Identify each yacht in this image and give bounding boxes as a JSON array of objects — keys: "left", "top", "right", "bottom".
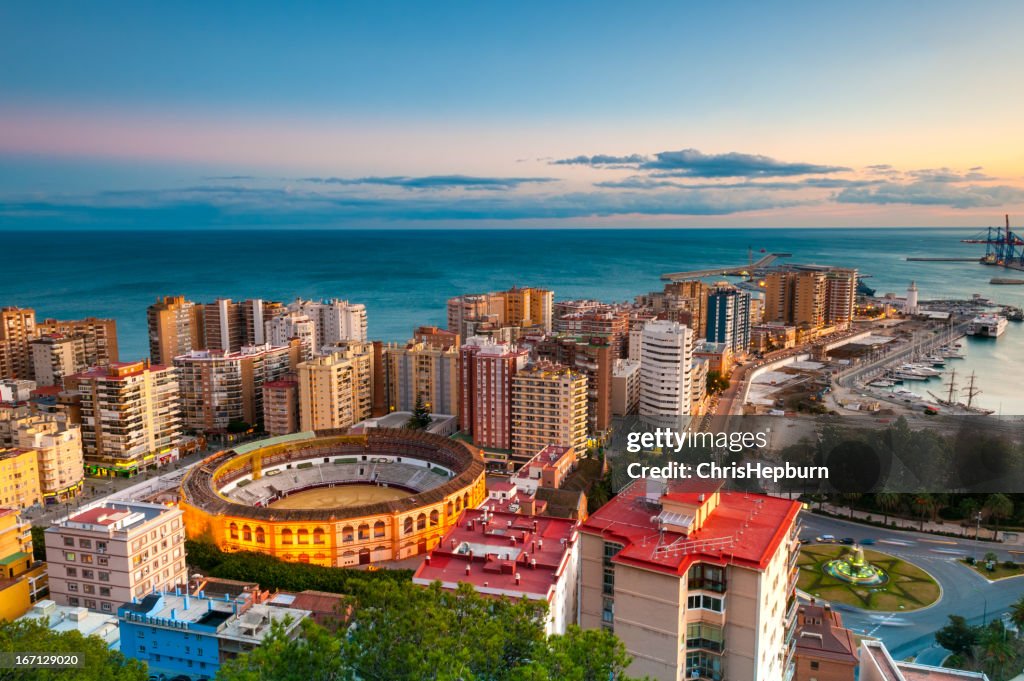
[{"left": 966, "top": 314, "right": 1008, "bottom": 338}]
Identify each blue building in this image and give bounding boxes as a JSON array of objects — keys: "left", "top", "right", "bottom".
[
  {"left": 706, "top": 285, "right": 751, "bottom": 356},
  {"left": 118, "top": 589, "right": 309, "bottom": 679}
]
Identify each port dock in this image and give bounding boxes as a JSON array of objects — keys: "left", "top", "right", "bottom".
[
  {"left": 905, "top": 257, "right": 979, "bottom": 262},
  {"left": 991, "top": 278, "right": 1024, "bottom": 285},
  {"left": 661, "top": 252, "right": 790, "bottom": 281}
]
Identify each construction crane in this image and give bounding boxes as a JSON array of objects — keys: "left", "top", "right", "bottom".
[{"left": 961, "top": 214, "right": 1024, "bottom": 268}]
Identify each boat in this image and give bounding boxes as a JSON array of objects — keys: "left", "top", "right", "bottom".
[
  {"left": 868, "top": 379, "right": 895, "bottom": 388},
  {"left": 927, "top": 369, "right": 994, "bottom": 415},
  {"left": 966, "top": 314, "right": 1008, "bottom": 338},
  {"left": 922, "top": 355, "right": 947, "bottom": 366},
  {"left": 893, "top": 371, "right": 928, "bottom": 381}
]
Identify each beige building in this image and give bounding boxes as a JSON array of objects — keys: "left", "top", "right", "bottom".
[
  {"left": 30, "top": 335, "right": 88, "bottom": 387},
  {"left": 580, "top": 479, "right": 801, "bottom": 681},
  {"left": 65, "top": 361, "right": 183, "bottom": 477},
  {"left": 611, "top": 358, "right": 640, "bottom": 416},
  {"left": 262, "top": 379, "right": 299, "bottom": 436},
  {"left": 447, "top": 286, "right": 553, "bottom": 340},
  {"left": 147, "top": 296, "right": 204, "bottom": 366},
  {"left": 202, "top": 298, "right": 281, "bottom": 353},
  {"left": 824, "top": 268, "right": 858, "bottom": 330},
  {"left": 0, "top": 447, "right": 42, "bottom": 509},
  {"left": 12, "top": 411, "right": 84, "bottom": 503},
  {"left": 384, "top": 335, "right": 459, "bottom": 417},
  {"left": 37, "top": 317, "right": 119, "bottom": 367},
  {"left": 0, "top": 307, "right": 36, "bottom": 380},
  {"left": 297, "top": 344, "right": 374, "bottom": 431},
  {"left": 511, "top": 362, "right": 587, "bottom": 463},
  {"left": 174, "top": 342, "right": 299, "bottom": 433},
  {"left": 45, "top": 501, "right": 187, "bottom": 614},
  {"left": 860, "top": 640, "right": 987, "bottom": 681}
]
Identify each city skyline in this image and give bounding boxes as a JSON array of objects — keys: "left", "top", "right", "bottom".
[{"left": 2, "top": 2, "right": 1024, "bottom": 229}]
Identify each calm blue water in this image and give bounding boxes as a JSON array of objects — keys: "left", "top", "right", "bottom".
[{"left": 2, "top": 228, "right": 1022, "bottom": 412}]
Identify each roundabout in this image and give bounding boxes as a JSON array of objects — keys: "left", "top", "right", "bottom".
[{"left": 798, "top": 544, "right": 940, "bottom": 611}]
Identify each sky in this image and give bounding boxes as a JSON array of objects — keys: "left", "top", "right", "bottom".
[{"left": 1, "top": 1, "right": 1023, "bottom": 229}]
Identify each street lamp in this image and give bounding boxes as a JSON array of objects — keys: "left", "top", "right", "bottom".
[{"left": 976, "top": 511, "right": 983, "bottom": 540}]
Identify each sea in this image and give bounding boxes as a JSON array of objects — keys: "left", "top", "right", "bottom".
[{"left": 2, "top": 227, "right": 1022, "bottom": 414}]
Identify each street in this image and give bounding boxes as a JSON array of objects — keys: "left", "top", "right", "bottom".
[{"left": 799, "top": 511, "right": 1024, "bottom": 661}]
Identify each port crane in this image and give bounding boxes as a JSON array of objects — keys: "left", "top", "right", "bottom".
[{"left": 961, "top": 214, "right": 1024, "bottom": 268}]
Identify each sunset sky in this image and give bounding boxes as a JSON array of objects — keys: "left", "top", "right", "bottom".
[{"left": 2, "top": 1, "right": 1023, "bottom": 228}]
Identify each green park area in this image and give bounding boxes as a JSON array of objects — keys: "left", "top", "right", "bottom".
[{"left": 798, "top": 545, "right": 940, "bottom": 611}]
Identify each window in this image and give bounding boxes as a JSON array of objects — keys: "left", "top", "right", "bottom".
[
  {"left": 96, "top": 541, "right": 107, "bottom": 552},
  {"left": 229, "top": 523, "right": 239, "bottom": 540},
  {"left": 137, "top": 630, "right": 145, "bottom": 639},
  {"left": 686, "top": 594, "right": 724, "bottom": 613},
  {"left": 416, "top": 514, "right": 426, "bottom": 531},
  {"left": 79, "top": 539, "right": 92, "bottom": 549},
  {"left": 256, "top": 527, "right": 266, "bottom": 544},
  {"left": 101, "top": 602, "right": 111, "bottom": 612},
  {"left": 243, "top": 525, "right": 252, "bottom": 542},
  {"left": 82, "top": 570, "right": 94, "bottom": 580},
  {"left": 403, "top": 517, "right": 414, "bottom": 535},
  {"left": 99, "top": 572, "right": 109, "bottom": 582},
  {"left": 686, "top": 651, "right": 722, "bottom": 680},
  {"left": 603, "top": 542, "right": 622, "bottom": 595},
  {"left": 64, "top": 552, "right": 75, "bottom": 561},
  {"left": 67, "top": 582, "right": 78, "bottom": 592},
  {"left": 281, "top": 529, "right": 293, "bottom": 545},
  {"left": 373, "top": 521, "right": 385, "bottom": 538},
  {"left": 68, "top": 597, "right": 79, "bottom": 607},
  {"left": 81, "top": 554, "right": 92, "bottom": 564},
  {"left": 98, "top": 556, "right": 108, "bottom": 566},
  {"left": 297, "top": 529, "right": 309, "bottom": 545},
  {"left": 84, "top": 599, "right": 96, "bottom": 609},
  {"left": 83, "top": 584, "right": 95, "bottom": 594},
  {"left": 63, "top": 537, "right": 74, "bottom": 547},
  {"left": 100, "top": 587, "right": 111, "bottom": 597},
  {"left": 602, "top": 597, "right": 614, "bottom": 623},
  {"left": 810, "top": 661, "right": 819, "bottom": 670},
  {"left": 66, "top": 567, "right": 77, "bottom": 577},
  {"left": 688, "top": 563, "right": 726, "bottom": 593},
  {"left": 313, "top": 528, "right": 325, "bottom": 545},
  {"left": 686, "top": 623, "right": 724, "bottom": 653}
]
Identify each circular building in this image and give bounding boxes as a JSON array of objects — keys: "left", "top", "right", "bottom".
[{"left": 179, "top": 428, "right": 487, "bottom": 567}]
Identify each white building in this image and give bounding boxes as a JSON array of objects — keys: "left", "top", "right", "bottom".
[
  {"left": 905, "top": 281, "right": 919, "bottom": 315},
  {"left": 286, "top": 299, "right": 367, "bottom": 347},
  {"left": 0, "top": 379, "right": 35, "bottom": 403},
  {"left": 638, "top": 320, "right": 693, "bottom": 419},
  {"left": 265, "top": 311, "right": 318, "bottom": 359}
]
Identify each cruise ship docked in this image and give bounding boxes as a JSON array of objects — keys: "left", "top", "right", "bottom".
[{"left": 967, "top": 314, "right": 1008, "bottom": 337}]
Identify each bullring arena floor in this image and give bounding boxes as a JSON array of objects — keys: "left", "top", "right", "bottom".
[{"left": 266, "top": 483, "right": 409, "bottom": 510}]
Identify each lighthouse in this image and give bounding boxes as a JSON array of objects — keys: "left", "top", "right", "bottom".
[{"left": 905, "top": 281, "right": 919, "bottom": 315}]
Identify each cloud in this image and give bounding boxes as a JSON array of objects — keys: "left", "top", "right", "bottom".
[
  {"left": 299, "top": 175, "right": 556, "bottom": 190},
  {"left": 642, "top": 149, "right": 849, "bottom": 177},
  {"left": 550, "top": 154, "right": 649, "bottom": 166},
  {"left": 595, "top": 176, "right": 873, "bottom": 191},
  {"left": 201, "top": 175, "right": 257, "bottom": 181},
  {"left": 0, "top": 183, "right": 807, "bottom": 228},
  {"left": 907, "top": 168, "right": 994, "bottom": 183},
  {"left": 835, "top": 181, "right": 1024, "bottom": 209}
]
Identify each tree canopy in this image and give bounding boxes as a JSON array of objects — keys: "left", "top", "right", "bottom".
[{"left": 0, "top": 618, "right": 146, "bottom": 681}]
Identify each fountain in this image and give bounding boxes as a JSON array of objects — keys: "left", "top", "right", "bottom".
[{"left": 823, "top": 545, "right": 888, "bottom": 585}]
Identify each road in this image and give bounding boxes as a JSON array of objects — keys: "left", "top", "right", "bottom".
[{"left": 799, "top": 512, "right": 1024, "bottom": 661}]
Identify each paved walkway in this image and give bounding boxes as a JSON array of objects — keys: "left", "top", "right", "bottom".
[{"left": 815, "top": 503, "right": 1021, "bottom": 545}]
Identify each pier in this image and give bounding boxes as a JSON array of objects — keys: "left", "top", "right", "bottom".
[
  {"left": 661, "top": 252, "right": 790, "bottom": 281},
  {"left": 905, "top": 257, "right": 979, "bottom": 262}
]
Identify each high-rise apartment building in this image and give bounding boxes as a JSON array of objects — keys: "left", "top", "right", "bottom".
[
  {"left": 447, "top": 287, "right": 553, "bottom": 340},
  {"left": 580, "top": 479, "right": 802, "bottom": 681},
  {"left": 65, "top": 361, "right": 183, "bottom": 476},
  {"left": 764, "top": 268, "right": 839, "bottom": 330},
  {"left": 46, "top": 501, "right": 186, "bottom": 614},
  {"left": 554, "top": 307, "right": 630, "bottom": 358},
  {"left": 706, "top": 284, "right": 751, "bottom": 356},
  {"left": 0, "top": 307, "right": 36, "bottom": 380},
  {"left": 265, "top": 310, "right": 318, "bottom": 360},
  {"left": 30, "top": 334, "right": 88, "bottom": 387},
  {"left": 203, "top": 298, "right": 280, "bottom": 353},
  {"left": 638, "top": 281, "right": 709, "bottom": 338},
  {"left": 525, "top": 334, "right": 614, "bottom": 435},
  {"left": 12, "top": 412, "right": 84, "bottom": 503},
  {"left": 262, "top": 379, "right": 299, "bottom": 436},
  {"left": 37, "top": 317, "right": 119, "bottom": 367},
  {"left": 280, "top": 299, "right": 367, "bottom": 348},
  {"left": 458, "top": 337, "right": 528, "bottom": 449},
  {"left": 174, "top": 343, "right": 298, "bottom": 432},
  {"left": 297, "top": 344, "right": 374, "bottom": 431},
  {"left": 0, "top": 447, "right": 42, "bottom": 509},
  {"left": 610, "top": 358, "right": 641, "bottom": 416},
  {"left": 639, "top": 320, "right": 693, "bottom": 419},
  {"left": 511, "top": 362, "right": 588, "bottom": 463},
  {"left": 824, "top": 268, "right": 858, "bottom": 330},
  {"left": 147, "top": 296, "right": 204, "bottom": 366},
  {"left": 384, "top": 334, "right": 459, "bottom": 416}
]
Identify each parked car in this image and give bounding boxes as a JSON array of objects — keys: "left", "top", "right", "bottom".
[
  {"left": 840, "top": 537, "right": 856, "bottom": 545},
  {"left": 816, "top": 535, "right": 838, "bottom": 543},
  {"left": 860, "top": 538, "right": 877, "bottom": 545}
]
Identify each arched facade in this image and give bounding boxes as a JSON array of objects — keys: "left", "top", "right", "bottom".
[{"left": 179, "top": 429, "right": 487, "bottom": 567}]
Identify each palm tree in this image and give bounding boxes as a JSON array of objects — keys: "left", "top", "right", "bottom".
[
  {"left": 913, "top": 493, "right": 934, "bottom": 531},
  {"left": 1008, "top": 594, "right": 1024, "bottom": 633},
  {"left": 984, "top": 494, "right": 1014, "bottom": 541},
  {"left": 979, "top": 623, "right": 1014, "bottom": 679},
  {"left": 876, "top": 492, "right": 901, "bottom": 526}
]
